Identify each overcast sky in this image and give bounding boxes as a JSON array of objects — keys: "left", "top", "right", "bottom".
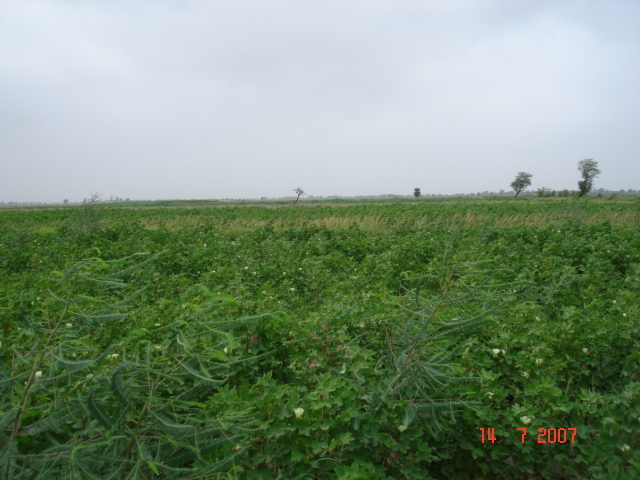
[{"left": 1, "top": 1, "right": 639, "bottom": 203}]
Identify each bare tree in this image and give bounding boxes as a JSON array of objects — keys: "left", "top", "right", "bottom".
[{"left": 293, "top": 188, "right": 305, "bottom": 206}]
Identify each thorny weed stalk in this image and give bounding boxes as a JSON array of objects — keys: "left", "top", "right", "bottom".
[
  {"left": 66, "top": 192, "right": 103, "bottom": 240},
  {"left": 371, "top": 232, "right": 532, "bottom": 435},
  {"left": 0, "top": 251, "right": 274, "bottom": 479}
]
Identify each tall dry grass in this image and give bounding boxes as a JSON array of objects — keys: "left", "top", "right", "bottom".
[{"left": 6, "top": 199, "right": 638, "bottom": 234}]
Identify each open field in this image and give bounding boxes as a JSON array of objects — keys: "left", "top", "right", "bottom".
[
  {"left": 3, "top": 195, "right": 639, "bottom": 233},
  {"left": 1, "top": 197, "right": 639, "bottom": 479}
]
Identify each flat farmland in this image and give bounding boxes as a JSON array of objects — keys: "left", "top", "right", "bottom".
[{"left": 1, "top": 197, "right": 638, "bottom": 479}]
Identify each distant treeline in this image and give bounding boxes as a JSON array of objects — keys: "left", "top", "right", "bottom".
[{"left": 2, "top": 188, "right": 638, "bottom": 206}]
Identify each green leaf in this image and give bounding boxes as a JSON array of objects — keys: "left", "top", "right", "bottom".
[
  {"left": 151, "top": 411, "right": 194, "bottom": 434},
  {"left": 0, "top": 407, "right": 19, "bottom": 430},
  {"left": 176, "top": 359, "right": 225, "bottom": 385},
  {"left": 176, "top": 332, "right": 190, "bottom": 352},
  {"left": 54, "top": 350, "right": 95, "bottom": 372},
  {"left": 87, "top": 389, "right": 113, "bottom": 430}
]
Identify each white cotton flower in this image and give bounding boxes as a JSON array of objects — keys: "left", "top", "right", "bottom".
[
  {"left": 34, "top": 371, "right": 42, "bottom": 380},
  {"left": 535, "top": 358, "right": 543, "bottom": 366},
  {"left": 523, "top": 371, "right": 530, "bottom": 378},
  {"left": 294, "top": 408, "right": 304, "bottom": 419},
  {"left": 621, "top": 444, "right": 631, "bottom": 452},
  {"left": 582, "top": 348, "right": 590, "bottom": 354},
  {"left": 397, "top": 425, "right": 408, "bottom": 433},
  {"left": 223, "top": 347, "right": 228, "bottom": 354},
  {"left": 155, "top": 323, "right": 161, "bottom": 326},
  {"left": 492, "top": 349, "right": 501, "bottom": 355},
  {"left": 289, "top": 288, "right": 295, "bottom": 291},
  {"left": 66, "top": 323, "right": 73, "bottom": 328},
  {"left": 486, "top": 392, "right": 494, "bottom": 398},
  {"left": 520, "top": 416, "right": 532, "bottom": 425}
]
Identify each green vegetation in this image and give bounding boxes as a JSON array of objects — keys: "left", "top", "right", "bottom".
[
  {"left": 1, "top": 197, "right": 639, "bottom": 479},
  {"left": 577, "top": 159, "right": 601, "bottom": 198},
  {"left": 510, "top": 172, "right": 533, "bottom": 198}
]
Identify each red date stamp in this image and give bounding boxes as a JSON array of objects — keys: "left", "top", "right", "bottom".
[{"left": 480, "top": 428, "right": 577, "bottom": 443}]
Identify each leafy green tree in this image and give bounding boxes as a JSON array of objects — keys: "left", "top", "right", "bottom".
[
  {"left": 577, "top": 158, "right": 601, "bottom": 197},
  {"left": 413, "top": 187, "right": 421, "bottom": 199},
  {"left": 510, "top": 172, "right": 532, "bottom": 197}
]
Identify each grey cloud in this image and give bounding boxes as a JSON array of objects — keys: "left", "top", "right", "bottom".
[{"left": 1, "top": 1, "right": 638, "bottom": 202}]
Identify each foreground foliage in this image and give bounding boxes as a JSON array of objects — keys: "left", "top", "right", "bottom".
[
  {"left": 1, "top": 252, "right": 272, "bottom": 478},
  {"left": 1, "top": 198, "right": 639, "bottom": 478}
]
